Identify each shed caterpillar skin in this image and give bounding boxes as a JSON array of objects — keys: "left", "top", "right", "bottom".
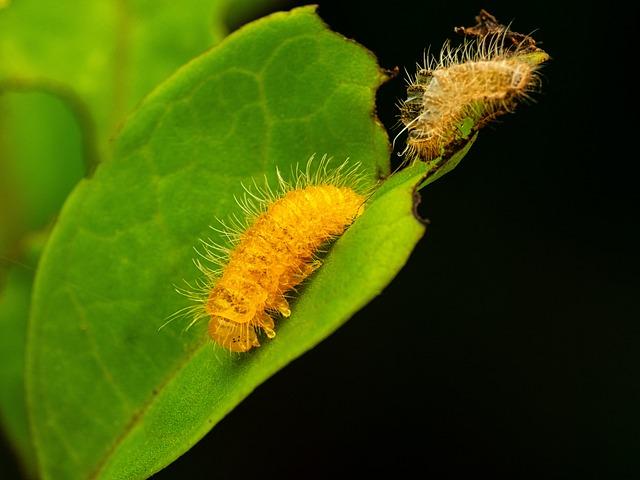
[
  {"left": 398, "top": 11, "right": 549, "bottom": 161},
  {"left": 173, "top": 159, "right": 369, "bottom": 353}
]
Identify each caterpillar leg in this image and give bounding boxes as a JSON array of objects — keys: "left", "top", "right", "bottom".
[
  {"left": 254, "top": 312, "right": 277, "bottom": 339},
  {"left": 273, "top": 297, "right": 291, "bottom": 317},
  {"left": 208, "top": 315, "right": 259, "bottom": 352},
  {"left": 297, "top": 259, "right": 322, "bottom": 282}
]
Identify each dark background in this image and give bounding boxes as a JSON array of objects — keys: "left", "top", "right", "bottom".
[{"left": 2, "top": 0, "right": 637, "bottom": 478}]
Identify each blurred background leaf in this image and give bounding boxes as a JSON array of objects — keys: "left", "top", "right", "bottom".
[
  {"left": 0, "top": 265, "right": 35, "bottom": 478},
  {"left": 0, "top": 90, "right": 85, "bottom": 479},
  {"left": 0, "top": 91, "right": 86, "bottom": 255},
  {"left": 0, "top": 231, "right": 47, "bottom": 480}
]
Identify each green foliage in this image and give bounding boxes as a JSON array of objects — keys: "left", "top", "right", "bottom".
[{"left": 0, "top": 4, "right": 504, "bottom": 480}]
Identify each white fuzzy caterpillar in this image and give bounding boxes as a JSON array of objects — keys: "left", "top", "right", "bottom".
[{"left": 398, "top": 13, "right": 549, "bottom": 161}]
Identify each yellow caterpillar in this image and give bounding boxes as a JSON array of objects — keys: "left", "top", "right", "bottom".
[{"left": 175, "top": 160, "right": 368, "bottom": 352}]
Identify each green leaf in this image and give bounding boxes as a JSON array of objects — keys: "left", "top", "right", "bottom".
[
  {"left": 0, "top": 0, "right": 272, "bottom": 158},
  {"left": 27, "top": 7, "right": 397, "bottom": 479}
]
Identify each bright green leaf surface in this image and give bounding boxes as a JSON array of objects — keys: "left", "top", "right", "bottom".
[{"left": 28, "top": 7, "right": 395, "bottom": 479}]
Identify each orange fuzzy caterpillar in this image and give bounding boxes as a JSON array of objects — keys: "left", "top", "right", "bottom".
[
  {"left": 175, "top": 160, "right": 367, "bottom": 352},
  {"left": 398, "top": 19, "right": 548, "bottom": 160}
]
